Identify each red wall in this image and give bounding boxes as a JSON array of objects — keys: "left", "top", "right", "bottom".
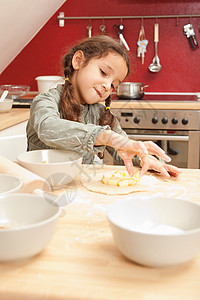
[{"left": 0, "top": 0, "right": 200, "bottom": 92}]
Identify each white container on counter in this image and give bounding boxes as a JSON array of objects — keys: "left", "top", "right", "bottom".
[
  {"left": 35, "top": 76, "right": 64, "bottom": 93},
  {"left": 196, "top": 93, "right": 200, "bottom": 101},
  {"left": 0, "top": 99, "right": 13, "bottom": 113}
]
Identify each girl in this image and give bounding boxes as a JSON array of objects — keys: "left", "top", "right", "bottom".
[{"left": 27, "top": 35, "right": 181, "bottom": 178}]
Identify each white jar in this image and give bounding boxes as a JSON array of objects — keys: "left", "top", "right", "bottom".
[{"left": 35, "top": 76, "right": 64, "bottom": 93}]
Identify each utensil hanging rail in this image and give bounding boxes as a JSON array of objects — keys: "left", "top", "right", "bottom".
[{"left": 57, "top": 12, "right": 200, "bottom": 27}]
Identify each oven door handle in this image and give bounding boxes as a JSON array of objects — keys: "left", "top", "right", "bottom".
[{"left": 127, "top": 134, "right": 189, "bottom": 142}]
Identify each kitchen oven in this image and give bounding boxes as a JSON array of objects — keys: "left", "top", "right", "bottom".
[{"left": 108, "top": 93, "right": 200, "bottom": 169}]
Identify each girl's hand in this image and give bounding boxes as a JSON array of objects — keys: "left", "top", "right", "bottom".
[
  {"left": 95, "top": 131, "right": 180, "bottom": 177},
  {"left": 96, "top": 130, "right": 171, "bottom": 160},
  {"left": 140, "top": 155, "right": 182, "bottom": 178},
  {"left": 117, "top": 139, "right": 172, "bottom": 177}
]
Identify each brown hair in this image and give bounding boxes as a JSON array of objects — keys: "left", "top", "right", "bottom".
[{"left": 59, "top": 35, "right": 130, "bottom": 127}]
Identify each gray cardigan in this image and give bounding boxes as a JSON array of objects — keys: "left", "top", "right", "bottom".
[{"left": 26, "top": 85, "right": 140, "bottom": 166}]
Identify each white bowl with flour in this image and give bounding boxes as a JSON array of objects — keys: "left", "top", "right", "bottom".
[{"left": 107, "top": 196, "right": 200, "bottom": 267}]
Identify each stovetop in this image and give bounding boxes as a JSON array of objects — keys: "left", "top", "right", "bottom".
[
  {"left": 111, "top": 93, "right": 200, "bottom": 130},
  {"left": 113, "top": 92, "right": 199, "bottom": 102}
]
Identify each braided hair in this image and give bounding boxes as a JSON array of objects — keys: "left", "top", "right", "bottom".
[{"left": 59, "top": 35, "right": 130, "bottom": 127}]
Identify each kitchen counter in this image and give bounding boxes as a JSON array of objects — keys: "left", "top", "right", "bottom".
[
  {"left": 1, "top": 101, "right": 199, "bottom": 132},
  {"left": 0, "top": 108, "right": 30, "bottom": 131},
  {"left": 111, "top": 100, "right": 200, "bottom": 110},
  {"left": 2, "top": 99, "right": 199, "bottom": 133},
  {"left": 0, "top": 165, "right": 200, "bottom": 300}
]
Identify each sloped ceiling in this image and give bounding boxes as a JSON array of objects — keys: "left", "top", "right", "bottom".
[{"left": 0, "top": 0, "right": 66, "bottom": 74}]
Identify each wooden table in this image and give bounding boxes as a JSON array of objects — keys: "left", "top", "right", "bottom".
[
  {"left": 0, "top": 165, "right": 200, "bottom": 300},
  {"left": 0, "top": 108, "right": 30, "bottom": 131}
]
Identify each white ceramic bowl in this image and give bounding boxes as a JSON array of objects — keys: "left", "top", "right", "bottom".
[
  {"left": 107, "top": 197, "right": 200, "bottom": 267},
  {"left": 0, "top": 174, "right": 22, "bottom": 195},
  {"left": 17, "top": 149, "right": 82, "bottom": 188},
  {"left": 0, "top": 99, "right": 13, "bottom": 113},
  {"left": 0, "top": 193, "right": 60, "bottom": 261}
]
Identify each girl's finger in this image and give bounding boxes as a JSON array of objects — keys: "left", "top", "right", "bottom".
[
  {"left": 140, "top": 159, "right": 149, "bottom": 177},
  {"left": 123, "top": 158, "right": 135, "bottom": 176},
  {"left": 158, "top": 166, "right": 171, "bottom": 178},
  {"left": 160, "top": 153, "right": 171, "bottom": 162},
  {"left": 141, "top": 154, "right": 170, "bottom": 178},
  {"left": 148, "top": 159, "right": 171, "bottom": 178},
  {"left": 163, "top": 164, "right": 182, "bottom": 177}
]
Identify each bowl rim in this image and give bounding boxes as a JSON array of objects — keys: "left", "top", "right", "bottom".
[
  {"left": 107, "top": 197, "right": 200, "bottom": 237},
  {"left": 0, "top": 193, "right": 61, "bottom": 232},
  {"left": 118, "top": 82, "right": 144, "bottom": 86},
  {"left": 0, "top": 174, "right": 22, "bottom": 195},
  {"left": 0, "top": 84, "right": 30, "bottom": 90},
  {"left": 17, "top": 149, "right": 82, "bottom": 166},
  {"left": 35, "top": 76, "right": 64, "bottom": 80}
]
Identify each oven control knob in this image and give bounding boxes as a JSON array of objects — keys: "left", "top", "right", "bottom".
[
  {"left": 162, "top": 117, "right": 168, "bottom": 124},
  {"left": 172, "top": 117, "right": 178, "bottom": 124},
  {"left": 182, "top": 118, "right": 188, "bottom": 125},
  {"left": 152, "top": 117, "right": 158, "bottom": 124},
  {"left": 134, "top": 116, "right": 140, "bottom": 124},
  {"left": 125, "top": 118, "right": 129, "bottom": 122}
]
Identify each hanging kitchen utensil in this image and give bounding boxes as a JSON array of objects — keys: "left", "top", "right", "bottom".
[
  {"left": 137, "top": 24, "right": 148, "bottom": 64},
  {"left": 113, "top": 23, "right": 130, "bottom": 51},
  {"left": 149, "top": 23, "right": 162, "bottom": 73},
  {"left": 100, "top": 18, "right": 106, "bottom": 35},
  {"left": 183, "top": 24, "right": 199, "bottom": 50},
  {"left": 100, "top": 24, "right": 106, "bottom": 35},
  {"left": 87, "top": 19, "right": 92, "bottom": 38}
]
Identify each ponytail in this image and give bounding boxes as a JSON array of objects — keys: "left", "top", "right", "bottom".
[
  {"left": 59, "top": 79, "right": 80, "bottom": 121},
  {"left": 59, "top": 54, "right": 80, "bottom": 121},
  {"left": 99, "top": 96, "right": 116, "bottom": 130}
]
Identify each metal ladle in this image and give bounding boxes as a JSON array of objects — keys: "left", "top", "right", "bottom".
[{"left": 149, "top": 23, "right": 162, "bottom": 72}]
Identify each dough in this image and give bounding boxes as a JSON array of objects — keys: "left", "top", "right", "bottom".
[{"left": 81, "top": 170, "right": 153, "bottom": 195}]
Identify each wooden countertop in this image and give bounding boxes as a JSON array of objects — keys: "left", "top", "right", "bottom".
[
  {"left": 0, "top": 108, "right": 30, "bottom": 131},
  {"left": 1, "top": 165, "right": 200, "bottom": 300},
  {"left": 111, "top": 100, "right": 200, "bottom": 110}
]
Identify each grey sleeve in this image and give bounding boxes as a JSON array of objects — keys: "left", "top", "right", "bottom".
[{"left": 28, "top": 91, "right": 109, "bottom": 155}]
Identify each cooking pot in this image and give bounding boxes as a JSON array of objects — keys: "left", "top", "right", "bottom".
[{"left": 116, "top": 82, "right": 148, "bottom": 100}]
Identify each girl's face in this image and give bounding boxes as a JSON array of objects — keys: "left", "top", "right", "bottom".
[{"left": 71, "top": 51, "right": 128, "bottom": 105}]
